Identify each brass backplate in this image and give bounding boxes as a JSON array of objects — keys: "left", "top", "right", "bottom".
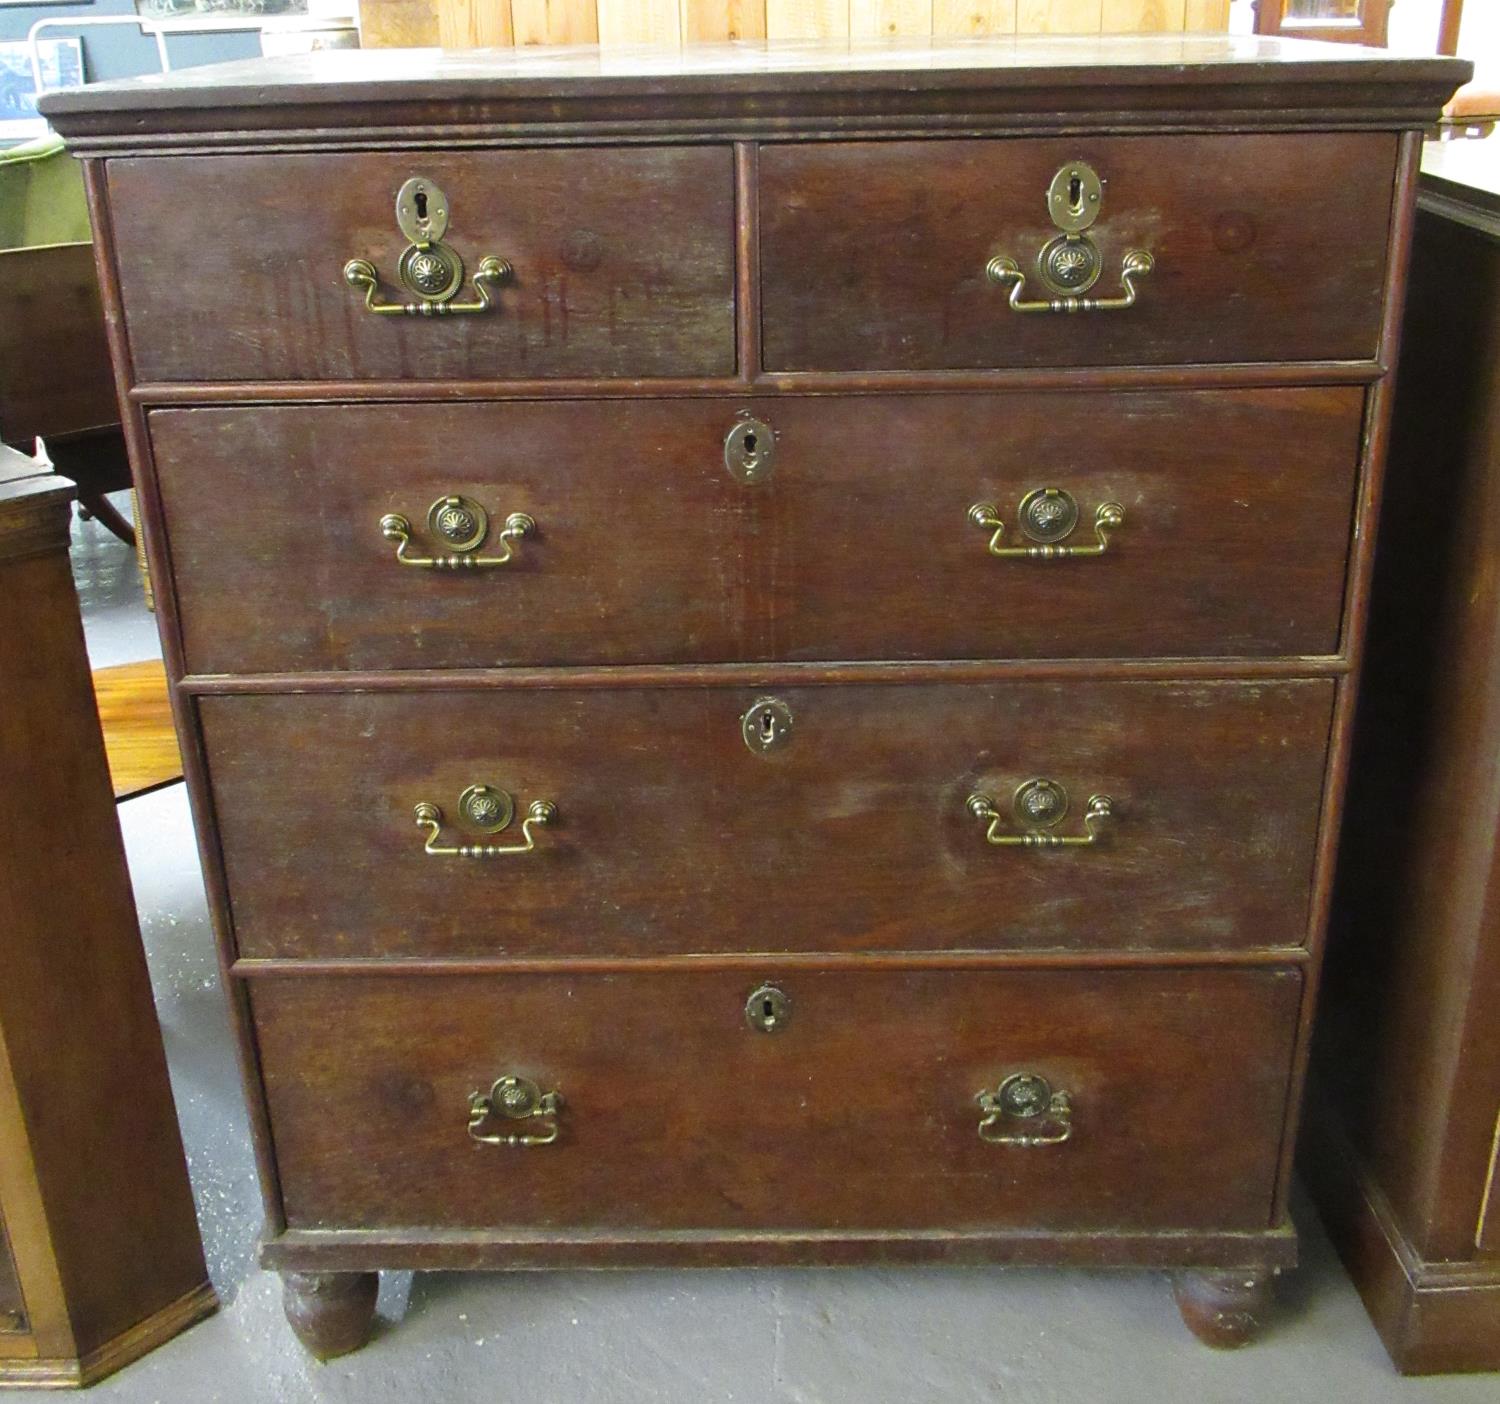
[
  {"left": 1013, "top": 778, "right": 1069, "bottom": 829},
  {"left": 398, "top": 242, "right": 464, "bottom": 303},
  {"left": 1017, "top": 488, "right": 1080, "bottom": 544},
  {"left": 458, "top": 784, "right": 515, "bottom": 834},
  {"left": 1036, "top": 235, "right": 1103, "bottom": 297},
  {"left": 426, "top": 495, "right": 489, "bottom": 552},
  {"left": 996, "top": 1072, "right": 1053, "bottom": 1119}
]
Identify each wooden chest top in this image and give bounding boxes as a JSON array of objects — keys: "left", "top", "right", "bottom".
[{"left": 42, "top": 36, "right": 1466, "bottom": 150}]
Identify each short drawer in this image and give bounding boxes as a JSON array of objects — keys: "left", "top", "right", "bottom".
[
  {"left": 254, "top": 966, "right": 1300, "bottom": 1233},
  {"left": 108, "top": 148, "right": 735, "bottom": 382},
  {"left": 760, "top": 134, "right": 1395, "bottom": 370},
  {"left": 150, "top": 387, "right": 1362, "bottom": 673},
  {"left": 205, "top": 678, "right": 1333, "bottom": 960}
]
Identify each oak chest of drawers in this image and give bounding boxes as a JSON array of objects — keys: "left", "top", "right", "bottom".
[{"left": 42, "top": 36, "right": 1468, "bottom": 1359}]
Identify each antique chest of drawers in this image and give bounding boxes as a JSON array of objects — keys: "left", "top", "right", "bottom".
[{"left": 42, "top": 37, "right": 1468, "bottom": 1359}]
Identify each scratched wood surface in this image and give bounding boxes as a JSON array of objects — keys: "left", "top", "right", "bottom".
[
  {"left": 201, "top": 679, "right": 1334, "bottom": 961},
  {"left": 359, "top": 0, "right": 1229, "bottom": 47},
  {"left": 255, "top": 965, "right": 1299, "bottom": 1232},
  {"left": 148, "top": 389, "right": 1363, "bottom": 674},
  {"left": 105, "top": 147, "right": 735, "bottom": 383}
]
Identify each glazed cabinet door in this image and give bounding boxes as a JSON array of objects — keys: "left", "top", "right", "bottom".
[{"left": 0, "top": 1219, "right": 25, "bottom": 1336}]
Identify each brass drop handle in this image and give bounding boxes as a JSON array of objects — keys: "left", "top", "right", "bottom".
[
  {"left": 976, "top": 1073, "right": 1074, "bottom": 1147},
  {"left": 345, "top": 254, "right": 512, "bottom": 317},
  {"left": 381, "top": 495, "right": 535, "bottom": 569},
  {"left": 345, "top": 176, "right": 513, "bottom": 317},
  {"left": 986, "top": 249, "right": 1153, "bottom": 314},
  {"left": 414, "top": 784, "right": 556, "bottom": 858},
  {"left": 966, "top": 779, "right": 1113, "bottom": 848},
  {"left": 968, "top": 489, "right": 1123, "bottom": 559},
  {"left": 467, "top": 1075, "right": 562, "bottom": 1147}
]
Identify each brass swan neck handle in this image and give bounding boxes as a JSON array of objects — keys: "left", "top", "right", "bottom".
[
  {"left": 381, "top": 496, "right": 535, "bottom": 570},
  {"left": 413, "top": 785, "right": 557, "bottom": 858},
  {"left": 966, "top": 779, "right": 1113, "bottom": 849}
]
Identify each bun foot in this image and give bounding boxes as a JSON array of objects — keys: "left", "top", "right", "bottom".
[
  {"left": 1171, "top": 1268, "right": 1275, "bottom": 1348},
  {"left": 282, "top": 1271, "right": 379, "bottom": 1360}
]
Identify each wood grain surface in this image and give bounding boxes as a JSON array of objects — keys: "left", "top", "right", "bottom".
[
  {"left": 93, "top": 660, "right": 181, "bottom": 799},
  {"left": 0, "top": 465, "right": 211, "bottom": 1369},
  {"left": 761, "top": 133, "right": 1397, "bottom": 370},
  {"left": 106, "top": 148, "right": 735, "bottom": 382},
  {"left": 1303, "top": 188, "right": 1500, "bottom": 1372},
  {"left": 201, "top": 678, "right": 1334, "bottom": 959},
  {"left": 147, "top": 388, "right": 1362, "bottom": 674},
  {"left": 253, "top": 965, "right": 1301, "bottom": 1231},
  {"left": 357, "top": 0, "right": 1227, "bottom": 47},
  {"left": 42, "top": 36, "right": 1471, "bottom": 1341}
]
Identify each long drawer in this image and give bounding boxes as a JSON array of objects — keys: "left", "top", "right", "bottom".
[
  {"left": 254, "top": 966, "right": 1301, "bottom": 1233},
  {"left": 108, "top": 148, "right": 736, "bottom": 383},
  {"left": 204, "top": 679, "right": 1333, "bottom": 960},
  {"left": 151, "top": 388, "right": 1363, "bottom": 674},
  {"left": 760, "top": 134, "right": 1396, "bottom": 370}
]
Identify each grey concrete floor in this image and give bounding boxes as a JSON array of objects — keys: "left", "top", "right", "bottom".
[{"left": 49, "top": 502, "right": 1500, "bottom": 1402}]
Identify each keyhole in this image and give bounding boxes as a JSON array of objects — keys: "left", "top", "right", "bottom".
[
  {"left": 762, "top": 998, "right": 777, "bottom": 1026},
  {"left": 414, "top": 187, "right": 429, "bottom": 222},
  {"left": 761, "top": 712, "right": 776, "bottom": 743},
  {"left": 743, "top": 432, "right": 758, "bottom": 457},
  {"left": 1068, "top": 172, "right": 1084, "bottom": 216}
]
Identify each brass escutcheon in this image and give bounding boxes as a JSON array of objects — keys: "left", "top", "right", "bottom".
[
  {"left": 746, "top": 983, "right": 791, "bottom": 1033},
  {"left": 742, "top": 697, "right": 793, "bottom": 755},
  {"left": 1045, "top": 161, "right": 1103, "bottom": 234},
  {"left": 724, "top": 414, "right": 777, "bottom": 484}
]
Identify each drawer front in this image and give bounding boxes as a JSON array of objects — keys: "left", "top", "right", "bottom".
[
  {"left": 151, "top": 388, "right": 1361, "bottom": 674},
  {"left": 761, "top": 135, "right": 1395, "bottom": 371},
  {"left": 109, "top": 148, "right": 735, "bottom": 382},
  {"left": 255, "top": 967, "right": 1301, "bottom": 1233},
  {"left": 204, "top": 679, "right": 1333, "bottom": 960}
]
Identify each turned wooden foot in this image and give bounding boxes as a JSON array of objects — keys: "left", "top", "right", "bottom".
[
  {"left": 281, "top": 1271, "right": 378, "bottom": 1360},
  {"left": 1172, "top": 1268, "right": 1275, "bottom": 1348}
]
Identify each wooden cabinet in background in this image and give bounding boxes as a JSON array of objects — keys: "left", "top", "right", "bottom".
[
  {"left": 0, "top": 444, "right": 214, "bottom": 1387},
  {"left": 1303, "top": 141, "right": 1500, "bottom": 1376}
]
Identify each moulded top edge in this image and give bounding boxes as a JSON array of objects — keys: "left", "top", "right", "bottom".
[{"left": 39, "top": 35, "right": 1471, "bottom": 127}]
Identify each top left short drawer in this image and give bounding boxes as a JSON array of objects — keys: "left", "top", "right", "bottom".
[{"left": 105, "top": 148, "right": 736, "bottom": 383}]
